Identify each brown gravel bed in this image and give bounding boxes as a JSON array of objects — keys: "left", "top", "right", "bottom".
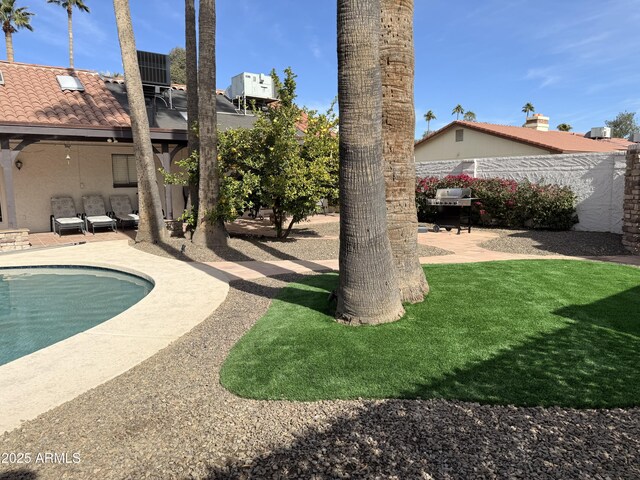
[
  {"left": 132, "top": 235, "right": 452, "bottom": 263},
  {"left": 1, "top": 275, "right": 639, "bottom": 480},
  {"left": 479, "top": 229, "right": 631, "bottom": 257}
]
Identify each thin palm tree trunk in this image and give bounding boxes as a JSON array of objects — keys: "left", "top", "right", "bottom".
[
  {"left": 381, "top": 0, "right": 428, "bottom": 303},
  {"left": 336, "top": 0, "right": 404, "bottom": 325},
  {"left": 113, "top": 0, "right": 166, "bottom": 243},
  {"left": 4, "top": 30, "right": 13, "bottom": 62},
  {"left": 192, "top": 0, "right": 228, "bottom": 247},
  {"left": 67, "top": 6, "right": 73, "bottom": 68},
  {"left": 185, "top": 0, "right": 199, "bottom": 216}
]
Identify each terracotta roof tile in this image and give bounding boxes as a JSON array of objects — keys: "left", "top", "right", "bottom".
[
  {"left": 0, "top": 61, "right": 130, "bottom": 128},
  {"left": 416, "top": 120, "right": 633, "bottom": 153}
]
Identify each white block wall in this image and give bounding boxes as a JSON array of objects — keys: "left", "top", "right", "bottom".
[{"left": 416, "top": 152, "right": 627, "bottom": 233}]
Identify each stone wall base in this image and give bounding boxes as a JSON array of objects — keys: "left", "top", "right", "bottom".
[
  {"left": 623, "top": 147, "right": 640, "bottom": 254},
  {"left": 0, "top": 228, "right": 31, "bottom": 252}
]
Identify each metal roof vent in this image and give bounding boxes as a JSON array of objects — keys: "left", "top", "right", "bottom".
[
  {"left": 56, "top": 75, "right": 85, "bottom": 91},
  {"left": 0, "top": 70, "right": 4, "bottom": 85}
]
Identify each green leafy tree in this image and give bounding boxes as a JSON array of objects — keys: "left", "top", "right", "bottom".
[
  {"left": 169, "top": 46, "right": 186, "bottom": 84},
  {"left": 234, "top": 68, "right": 338, "bottom": 238},
  {"left": 1, "top": 0, "right": 34, "bottom": 63},
  {"left": 605, "top": 111, "right": 640, "bottom": 139},
  {"left": 463, "top": 110, "right": 476, "bottom": 122},
  {"left": 557, "top": 123, "right": 572, "bottom": 132},
  {"left": 451, "top": 104, "right": 464, "bottom": 120},
  {"left": 423, "top": 109, "right": 436, "bottom": 135},
  {"left": 522, "top": 102, "right": 535, "bottom": 120},
  {"left": 166, "top": 69, "right": 339, "bottom": 239},
  {"left": 47, "top": 0, "right": 90, "bottom": 69}
]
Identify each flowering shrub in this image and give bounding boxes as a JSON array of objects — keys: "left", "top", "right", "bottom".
[{"left": 416, "top": 174, "right": 578, "bottom": 230}]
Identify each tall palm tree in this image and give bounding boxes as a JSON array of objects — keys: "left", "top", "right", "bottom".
[
  {"left": 557, "top": 123, "right": 572, "bottom": 132},
  {"left": 424, "top": 110, "right": 436, "bottom": 135},
  {"left": 451, "top": 104, "right": 464, "bottom": 120},
  {"left": 47, "top": 0, "right": 90, "bottom": 69},
  {"left": 381, "top": 0, "right": 427, "bottom": 304},
  {"left": 1, "top": 0, "right": 33, "bottom": 63},
  {"left": 192, "top": 0, "right": 228, "bottom": 247},
  {"left": 185, "top": 0, "right": 199, "bottom": 214},
  {"left": 463, "top": 111, "right": 476, "bottom": 122},
  {"left": 112, "top": 0, "right": 166, "bottom": 243},
  {"left": 336, "top": 0, "right": 404, "bottom": 325},
  {"left": 522, "top": 102, "right": 535, "bottom": 121}
]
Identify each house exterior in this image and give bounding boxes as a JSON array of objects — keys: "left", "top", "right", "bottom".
[
  {"left": 0, "top": 61, "right": 257, "bottom": 233},
  {"left": 415, "top": 117, "right": 633, "bottom": 163}
]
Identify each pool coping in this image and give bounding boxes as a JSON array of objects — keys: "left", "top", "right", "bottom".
[{"left": 0, "top": 240, "right": 230, "bottom": 434}]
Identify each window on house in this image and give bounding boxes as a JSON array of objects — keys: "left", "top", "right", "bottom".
[
  {"left": 112, "top": 154, "right": 137, "bottom": 187},
  {"left": 455, "top": 129, "right": 464, "bottom": 142}
]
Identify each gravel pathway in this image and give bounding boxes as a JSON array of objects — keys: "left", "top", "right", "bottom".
[
  {"left": 132, "top": 234, "right": 452, "bottom": 263},
  {"left": 1, "top": 275, "right": 638, "bottom": 480},
  {"left": 479, "top": 229, "right": 630, "bottom": 257}
]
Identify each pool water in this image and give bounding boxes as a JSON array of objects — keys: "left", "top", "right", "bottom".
[{"left": 0, "top": 266, "right": 153, "bottom": 366}]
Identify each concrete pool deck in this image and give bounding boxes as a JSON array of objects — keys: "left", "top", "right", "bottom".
[{"left": 0, "top": 240, "right": 229, "bottom": 434}]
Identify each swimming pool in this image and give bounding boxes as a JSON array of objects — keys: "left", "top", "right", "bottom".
[{"left": 0, "top": 266, "right": 153, "bottom": 366}]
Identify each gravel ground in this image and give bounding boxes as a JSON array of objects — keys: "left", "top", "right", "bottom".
[
  {"left": 1, "top": 275, "right": 639, "bottom": 480},
  {"left": 132, "top": 232, "right": 452, "bottom": 263},
  {"left": 479, "top": 229, "right": 630, "bottom": 257}
]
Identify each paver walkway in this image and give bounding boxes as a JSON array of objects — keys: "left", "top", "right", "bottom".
[{"left": 203, "top": 228, "right": 640, "bottom": 281}]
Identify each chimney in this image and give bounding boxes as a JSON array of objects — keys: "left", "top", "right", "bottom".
[{"left": 523, "top": 113, "right": 549, "bottom": 131}]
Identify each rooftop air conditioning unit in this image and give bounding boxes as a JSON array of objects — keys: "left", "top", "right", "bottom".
[
  {"left": 590, "top": 126, "right": 612, "bottom": 139},
  {"left": 630, "top": 133, "right": 640, "bottom": 143}
]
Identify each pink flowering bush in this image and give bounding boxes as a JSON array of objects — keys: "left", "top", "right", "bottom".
[{"left": 416, "top": 174, "right": 577, "bottom": 230}]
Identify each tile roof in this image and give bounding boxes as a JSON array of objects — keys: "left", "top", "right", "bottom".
[
  {"left": 0, "top": 61, "right": 130, "bottom": 129},
  {"left": 416, "top": 120, "right": 633, "bottom": 153}
]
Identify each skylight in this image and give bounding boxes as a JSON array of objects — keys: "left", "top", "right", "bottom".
[{"left": 56, "top": 75, "right": 84, "bottom": 92}]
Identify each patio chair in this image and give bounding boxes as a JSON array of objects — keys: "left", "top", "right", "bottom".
[
  {"left": 82, "top": 195, "right": 117, "bottom": 234},
  {"left": 109, "top": 194, "right": 139, "bottom": 229},
  {"left": 51, "top": 196, "right": 85, "bottom": 236}
]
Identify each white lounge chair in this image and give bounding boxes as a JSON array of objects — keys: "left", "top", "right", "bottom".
[
  {"left": 82, "top": 195, "right": 117, "bottom": 234},
  {"left": 109, "top": 195, "right": 139, "bottom": 229},
  {"left": 51, "top": 196, "right": 85, "bottom": 236}
]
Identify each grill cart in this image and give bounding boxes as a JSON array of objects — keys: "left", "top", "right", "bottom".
[{"left": 424, "top": 188, "right": 477, "bottom": 234}]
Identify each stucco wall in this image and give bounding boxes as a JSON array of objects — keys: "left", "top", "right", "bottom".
[
  {"left": 4, "top": 142, "right": 187, "bottom": 233},
  {"left": 415, "top": 127, "right": 551, "bottom": 162},
  {"left": 416, "top": 152, "right": 627, "bottom": 233}
]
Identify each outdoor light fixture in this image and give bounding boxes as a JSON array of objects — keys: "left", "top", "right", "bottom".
[
  {"left": 65, "top": 144, "right": 71, "bottom": 165},
  {"left": 106, "top": 137, "right": 118, "bottom": 143},
  {"left": 14, "top": 159, "right": 23, "bottom": 170}
]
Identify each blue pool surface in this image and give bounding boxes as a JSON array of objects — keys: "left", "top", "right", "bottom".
[{"left": 0, "top": 266, "right": 153, "bottom": 366}]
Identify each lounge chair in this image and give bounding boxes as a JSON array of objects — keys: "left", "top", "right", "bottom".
[
  {"left": 82, "top": 195, "right": 117, "bottom": 234},
  {"left": 51, "top": 196, "right": 85, "bottom": 236},
  {"left": 109, "top": 195, "right": 139, "bottom": 229}
]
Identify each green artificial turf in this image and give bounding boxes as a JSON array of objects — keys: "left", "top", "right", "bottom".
[{"left": 220, "top": 260, "right": 640, "bottom": 408}]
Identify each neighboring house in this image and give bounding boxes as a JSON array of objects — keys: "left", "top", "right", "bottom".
[
  {"left": 415, "top": 115, "right": 633, "bottom": 163},
  {"left": 0, "top": 61, "right": 258, "bottom": 233}
]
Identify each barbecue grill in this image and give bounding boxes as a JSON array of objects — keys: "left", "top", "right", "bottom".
[{"left": 424, "top": 188, "right": 477, "bottom": 234}]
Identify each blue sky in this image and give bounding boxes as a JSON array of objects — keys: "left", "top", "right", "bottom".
[{"left": 5, "top": 0, "right": 640, "bottom": 138}]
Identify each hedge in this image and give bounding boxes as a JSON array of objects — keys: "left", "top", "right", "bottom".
[{"left": 416, "top": 174, "right": 578, "bottom": 230}]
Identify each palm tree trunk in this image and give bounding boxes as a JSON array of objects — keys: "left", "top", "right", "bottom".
[
  {"left": 113, "top": 0, "right": 166, "bottom": 244},
  {"left": 192, "top": 0, "right": 228, "bottom": 248},
  {"left": 67, "top": 6, "right": 74, "bottom": 68},
  {"left": 4, "top": 30, "right": 13, "bottom": 63},
  {"left": 336, "top": 0, "right": 404, "bottom": 325},
  {"left": 381, "top": 0, "right": 428, "bottom": 303},
  {"left": 185, "top": 0, "right": 199, "bottom": 217}
]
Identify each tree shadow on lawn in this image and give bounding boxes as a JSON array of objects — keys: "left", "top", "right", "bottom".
[{"left": 402, "top": 285, "right": 640, "bottom": 408}]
